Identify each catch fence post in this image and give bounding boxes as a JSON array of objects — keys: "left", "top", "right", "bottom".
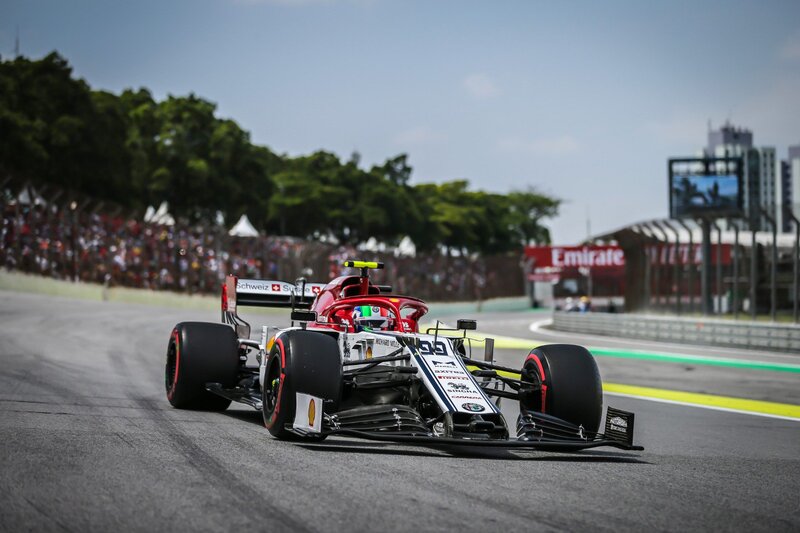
[
  {"left": 728, "top": 219, "right": 740, "bottom": 319},
  {"left": 787, "top": 209, "right": 800, "bottom": 324},
  {"left": 711, "top": 221, "right": 723, "bottom": 315},
  {"left": 677, "top": 220, "right": 695, "bottom": 314},
  {"left": 750, "top": 227, "right": 757, "bottom": 320},
  {"left": 760, "top": 207, "right": 777, "bottom": 322}
]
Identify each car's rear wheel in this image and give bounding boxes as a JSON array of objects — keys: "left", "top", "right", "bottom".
[
  {"left": 165, "top": 322, "right": 239, "bottom": 410},
  {"left": 262, "top": 330, "right": 342, "bottom": 440},
  {"left": 519, "top": 344, "right": 603, "bottom": 433}
]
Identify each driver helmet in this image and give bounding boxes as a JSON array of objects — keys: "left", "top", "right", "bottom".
[{"left": 352, "top": 305, "right": 390, "bottom": 331}]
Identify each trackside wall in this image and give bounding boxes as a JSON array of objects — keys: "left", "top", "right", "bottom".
[{"left": 551, "top": 312, "right": 800, "bottom": 353}]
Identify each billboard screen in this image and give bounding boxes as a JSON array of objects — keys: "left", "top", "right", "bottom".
[{"left": 668, "top": 157, "right": 743, "bottom": 218}]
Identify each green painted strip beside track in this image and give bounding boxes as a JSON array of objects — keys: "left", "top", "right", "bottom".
[{"left": 588, "top": 347, "right": 800, "bottom": 374}]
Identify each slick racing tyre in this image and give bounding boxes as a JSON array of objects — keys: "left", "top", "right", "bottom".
[
  {"left": 262, "top": 330, "right": 342, "bottom": 440},
  {"left": 520, "top": 344, "right": 603, "bottom": 434},
  {"left": 165, "top": 322, "right": 239, "bottom": 410}
]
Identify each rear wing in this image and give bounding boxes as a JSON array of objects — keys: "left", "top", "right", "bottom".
[
  {"left": 222, "top": 275, "right": 326, "bottom": 338},
  {"left": 223, "top": 275, "right": 326, "bottom": 312}
]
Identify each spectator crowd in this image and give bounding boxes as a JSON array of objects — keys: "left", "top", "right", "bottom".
[{"left": 1, "top": 196, "right": 523, "bottom": 302}]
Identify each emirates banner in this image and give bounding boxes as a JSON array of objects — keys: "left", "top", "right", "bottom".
[
  {"left": 524, "top": 245, "right": 625, "bottom": 270},
  {"left": 524, "top": 244, "right": 731, "bottom": 270}
]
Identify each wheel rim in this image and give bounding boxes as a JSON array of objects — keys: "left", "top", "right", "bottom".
[
  {"left": 165, "top": 340, "right": 178, "bottom": 396},
  {"left": 264, "top": 357, "right": 280, "bottom": 415}
]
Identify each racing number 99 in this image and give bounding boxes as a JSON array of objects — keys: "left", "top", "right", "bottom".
[{"left": 418, "top": 340, "right": 448, "bottom": 356}]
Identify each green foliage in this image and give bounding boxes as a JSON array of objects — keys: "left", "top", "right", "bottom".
[
  {"left": 507, "top": 188, "right": 560, "bottom": 245},
  {"left": 0, "top": 52, "right": 560, "bottom": 254},
  {"left": 0, "top": 52, "right": 132, "bottom": 202}
]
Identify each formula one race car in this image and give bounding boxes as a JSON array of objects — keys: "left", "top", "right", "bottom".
[{"left": 165, "top": 261, "right": 642, "bottom": 451}]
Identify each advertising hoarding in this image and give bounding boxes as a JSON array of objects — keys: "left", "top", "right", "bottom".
[{"left": 524, "top": 245, "right": 625, "bottom": 270}]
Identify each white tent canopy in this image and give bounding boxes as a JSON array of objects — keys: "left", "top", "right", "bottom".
[
  {"left": 228, "top": 214, "right": 259, "bottom": 237},
  {"left": 395, "top": 236, "right": 416, "bottom": 257},
  {"left": 358, "top": 237, "right": 385, "bottom": 253},
  {"left": 17, "top": 187, "right": 46, "bottom": 206},
  {"left": 144, "top": 201, "right": 175, "bottom": 226}
]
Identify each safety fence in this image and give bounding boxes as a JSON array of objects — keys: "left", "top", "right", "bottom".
[{"left": 552, "top": 312, "right": 800, "bottom": 353}]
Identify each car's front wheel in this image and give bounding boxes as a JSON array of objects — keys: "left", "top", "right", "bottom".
[
  {"left": 519, "top": 344, "right": 603, "bottom": 433},
  {"left": 262, "top": 330, "right": 342, "bottom": 440}
]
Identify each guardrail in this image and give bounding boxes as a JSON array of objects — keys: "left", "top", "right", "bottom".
[{"left": 551, "top": 312, "right": 800, "bottom": 353}]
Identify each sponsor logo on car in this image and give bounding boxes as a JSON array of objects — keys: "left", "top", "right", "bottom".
[
  {"left": 308, "top": 398, "right": 316, "bottom": 427},
  {"left": 374, "top": 338, "right": 400, "bottom": 348},
  {"left": 238, "top": 281, "right": 273, "bottom": 291},
  {"left": 432, "top": 360, "right": 457, "bottom": 367},
  {"left": 461, "top": 402, "right": 485, "bottom": 412},
  {"left": 271, "top": 283, "right": 281, "bottom": 292},
  {"left": 433, "top": 370, "right": 465, "bottom": 376},
  {"left": 609, "top": 416, "right": 627, "bottom": 431},
  {"left": 447, "top": 382, "right": 470, "bottom": 391}
]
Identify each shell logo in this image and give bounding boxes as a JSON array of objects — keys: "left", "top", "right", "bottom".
[{"left": 308, "top": 398, "right": 316, "bottom": 427}]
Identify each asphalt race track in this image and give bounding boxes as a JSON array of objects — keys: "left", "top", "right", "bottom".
[{"left": 1, "top": 291, "right": 799, "bottom": 532}]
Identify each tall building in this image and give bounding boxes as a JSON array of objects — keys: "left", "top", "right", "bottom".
[
  {"left": 759, "top": 147, "right": 777, "bottom": 231},
  {"left": 704, "top": 122, "right": 778, "bottom": 232},
  {"left": 705, "top": 123, "right": 757, "bottom": 227},
  {"left": 707, "top": 123, "right": 752, "bottom": 153}
]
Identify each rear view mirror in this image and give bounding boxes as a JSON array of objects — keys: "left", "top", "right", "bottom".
[
  {"left": 291, "top": 310, "right": 317, "bottom": 323},
  {"left": 456, "top": 319, "right": 477, "bottom": 331}
]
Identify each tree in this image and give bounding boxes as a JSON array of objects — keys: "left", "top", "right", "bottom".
[
  {"left": 507, "top": 188, "right": 560, "bottom": 245},
  {"left": 0, "top": 52, "right": 561, "bottom": 252},
  {"left": 0, "top": 52, "right": 131, "bottom": 200}
]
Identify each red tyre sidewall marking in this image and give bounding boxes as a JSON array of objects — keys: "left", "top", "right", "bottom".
[
  {"left": 266, "top": 338, "right": 287, "bottom": 429},
  {"left": 167, "top": 329, "right": 181, "bottom": 401},
  {"left": 525, "top": 351, "right": 547, "bottom": 413}
]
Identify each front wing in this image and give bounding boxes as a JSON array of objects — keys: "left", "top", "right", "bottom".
[
  {"left": 290, "top": 405, "right": 643, "bottom": 451},
  {"left": 313, "top": 429, "right": 643, "bottom": 451}
]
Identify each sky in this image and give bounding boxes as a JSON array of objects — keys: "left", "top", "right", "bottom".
[{"left": 2, "top": 0, "right": 799, "bottom": 244}]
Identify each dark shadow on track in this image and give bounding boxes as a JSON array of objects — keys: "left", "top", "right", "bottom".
[
  {"left": 221, "top": 408, "right": 264, "bottom": 425},
  {"left": 298, "top": 441, "right": 452, "bottom": 459},
  {"left": 299, "top": 439, "right": 649, "bottom": 463},
  {"left": 440, "top": 447, "right": 649, "bottom": 463}
]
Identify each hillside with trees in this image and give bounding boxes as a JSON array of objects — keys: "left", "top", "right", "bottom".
[{"left": 0, "top": 52, "right": 559, "bottom": 254}]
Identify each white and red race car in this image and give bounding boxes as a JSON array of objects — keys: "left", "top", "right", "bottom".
[{"left": 165, "top": 261, "right": 641, "bottom": 451}]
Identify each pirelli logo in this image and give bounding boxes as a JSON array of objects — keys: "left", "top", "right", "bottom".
[{"left": 604, "top": 406, "right": 634, "bottom": 446}]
